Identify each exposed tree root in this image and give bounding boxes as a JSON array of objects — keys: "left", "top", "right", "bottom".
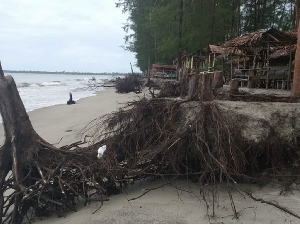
[{"left": 1, "top": 65, "right": 300, "bottom": 222}]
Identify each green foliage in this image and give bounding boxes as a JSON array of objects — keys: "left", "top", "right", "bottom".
[{"left": 116, "top": 0, "right": 296, "bottom": 71}]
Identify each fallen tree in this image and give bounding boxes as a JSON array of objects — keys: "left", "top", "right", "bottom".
[{"left": 1, "top": 62, "right": 300, "bottom": 223}]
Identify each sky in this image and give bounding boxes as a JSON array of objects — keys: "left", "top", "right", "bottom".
[{"left": 0, "top": 0, "right": 138, "bottom": 73}]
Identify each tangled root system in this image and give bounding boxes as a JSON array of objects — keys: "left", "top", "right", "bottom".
[
  {"left": 4, "top": 97, "right": 300, "bottom": 223},
  {"left": 81, "top": 98, "right": 300, "bottom": 184}
]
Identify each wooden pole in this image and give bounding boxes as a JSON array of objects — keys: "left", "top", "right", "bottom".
[
  {"left": 287, "top": 43, "right": 292, "bottom": 90},
  {"left": 291, "top": 19, "right": 300, "bottom": 97},
  {"left": 266, "top": 42, "right": 270, "bottom": 89},
  {"left": 230, "top": 54, "right": 233, "bottom": 80}
]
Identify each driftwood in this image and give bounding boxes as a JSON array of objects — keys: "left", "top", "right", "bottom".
[{"left": 67, "top": 92, "right": 76, "bottom": 105}]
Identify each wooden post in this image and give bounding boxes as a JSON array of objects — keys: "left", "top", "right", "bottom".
[
  {"left": 208, "top": 54, "right": 211, "bottom": 71},
  {"left": 212, "top": 71, "right": 224, "bottom": 89},
  {"left": 288, "top": 43, "right": 292, "bottom": 90},
  {"left": 230, "top": 54, "right": 233, "bottom": 80},
  {"left": 199, "top": 72, "right": 213, "bottom": 101},
  {"left": 291, "top": 19, "right": 300, "bottom": 96},
  {"left": 266, "top": 42, "right": 270, "bottom": 89}
]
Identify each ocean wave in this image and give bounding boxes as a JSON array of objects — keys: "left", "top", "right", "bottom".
[
  {"left": 40, "top": 81, "right": 62, "bottom": 86},
  {"left": 17, "top": 81, "right": 64, "bottom": 88},
  {"left": 17, "top": 82, "right": 31, "bottom": 88}
]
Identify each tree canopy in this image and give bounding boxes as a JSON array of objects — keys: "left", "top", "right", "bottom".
[{"left": 116, "top": 0, "right": 296, "bottom": 72}]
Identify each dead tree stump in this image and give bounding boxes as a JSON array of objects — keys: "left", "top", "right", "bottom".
[
  {"left": 199, "top": 72, "right": 214, "bottom": 101},
  {"left": 0, "top": 62, "right": 57, "bottom": 223},
  {"left": 229, "top": 78, "right": 240, "bottom": 94},
  {"left": 187, "top": 74, "right": 200, "bottom": 100},
  {"left": 212, "top": 71, "right": 224, "bottom": 89},
  {"left": 0, "top": 62, "right": 113, "bottom": 223}
]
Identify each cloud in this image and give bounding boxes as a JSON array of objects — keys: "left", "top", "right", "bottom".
[{"left": 0, "top": 0, "right": 138, "bottom": 73}]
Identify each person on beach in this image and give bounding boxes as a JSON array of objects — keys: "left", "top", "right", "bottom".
[{"left": 67, "top": 92, "right": 76, "bottom": 105}]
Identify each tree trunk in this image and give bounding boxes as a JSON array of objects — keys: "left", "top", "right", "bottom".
[
  {"left": 176, "top": 0, "right": 184, "bottom": 81},
  {"left": 295, "top": 0, "right": 300, "bottom": 29},
  {"left": 291, "top": 18, "right": 300, "bottom": 97},
  {"left": 212, "top": 71, "right": 224, "bottom": 89},
  {"left": 199, "top": 72, "right": 214, "bottom": 101},
  {"left": 0, "top": 62, "right": 54, "bottom": 223},
  {"left": 187, "top": 74, "right": 200, "bottom": 100}
]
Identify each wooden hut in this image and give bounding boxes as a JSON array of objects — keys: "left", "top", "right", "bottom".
[
  {"left": 173, "top": 50, "right": 207, "bottom": 72},
  {"left": 209, "top": 45, "right": 246, "bottom": 82},
  {"left": 151, "top": 64, "right": 177, "bottom": 79},
  {"left": 205, "top": 45, "right": 226, "bottom": 71},
  {"left": 222, "top": 28, "right": 297, "bottom": 89}
]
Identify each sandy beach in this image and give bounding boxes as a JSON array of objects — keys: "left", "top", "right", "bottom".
[
  {"left": 1, "top": 88, "right": 300, "bottom": 223},
  {"left": 0, "top": 88, "right": 148, "bottom": 147}
]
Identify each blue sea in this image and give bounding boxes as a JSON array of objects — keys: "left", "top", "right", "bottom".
[{"left": 0, "top": 72, "right": 125, "bottom": 122}]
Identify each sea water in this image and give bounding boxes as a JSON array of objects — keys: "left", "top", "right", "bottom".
[{"left": 0, "top": 72, "right": 125, "bottom": 122}]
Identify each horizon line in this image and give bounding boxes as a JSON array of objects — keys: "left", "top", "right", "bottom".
[{"left": 3, "top": 69, "right": 131, "bottom": 74}]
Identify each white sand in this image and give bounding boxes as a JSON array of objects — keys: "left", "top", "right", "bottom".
[
  {"left": 35, "top": 179, "right": 300, "bottom": 224},
  {"left": 1, "top": 88, "right": 300, "bottom": 223}
]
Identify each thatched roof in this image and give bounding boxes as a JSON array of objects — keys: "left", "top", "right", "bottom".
[
  {"left": 203, "top": 45, "right": 245, "bottom": 57},
  {"left": 208, "top": 45, "right": 226, "bottom": 54},
  {"left": 223, "top": 28, "right": 297, "bottom": 48},
  {"left": 269, "top": 45, "right": 296, "bottom": 59}
]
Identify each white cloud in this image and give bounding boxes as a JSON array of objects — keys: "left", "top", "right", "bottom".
[{"left": 0, "top": 0, "right": 138, "bottom": 73}]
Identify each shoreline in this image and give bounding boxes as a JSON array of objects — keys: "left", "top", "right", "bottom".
[{"left": 0, "top": 87, "right": 148, "bottom": 147}]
